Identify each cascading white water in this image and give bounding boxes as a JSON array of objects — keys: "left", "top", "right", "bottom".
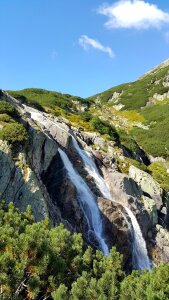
[
  {"left": 26, "top": 108, "right": 51, "bottom": 127},
  {"left": 72, "top": 136, "right": 151, "bottom": 270},
  {"left": 24, "top": 104, "right": 151, "bottom": 269},
  {"left": 125, "top": 207, "right": 152, "bottom": 270},
  {"left": 72, "top": 137, "right": 112, "bottom": 200},
  {"left": 58, "top": 148, "right": 109, "bottom": 256},
  {"left": 23, "top": 105, "right": 69, "bottom": 134},
  {"left": 28, "top": 106, "right": 111, "bottom": 199}
]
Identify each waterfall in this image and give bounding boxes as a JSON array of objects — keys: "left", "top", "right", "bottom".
[
  {"left": 25, "top": 104, "right": 151, "bottom": 269},
  {"left": 125, "top": 207, "right": 152, "bottom": 271},
  {"left": 72, "top": 137, "right": 112, "bottom": 200},
  {"left": 58, "top": 148, "right": 109, "bottom": 256},
  {"left": 72, "top": 137, "right": 151, "bottom": 270},
  {"left": 26, "top": 109, "right": 50, "bottom": 127}
]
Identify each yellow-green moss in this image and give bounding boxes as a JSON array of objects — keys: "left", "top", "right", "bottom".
[{"left": 148, "top": 162, "right": 169, "bottom": 190}]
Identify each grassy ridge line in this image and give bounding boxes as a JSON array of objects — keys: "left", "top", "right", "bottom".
[
  {"left": 5, "top": 62, "right": 169, "bottom": 159},
  {"left": 89, "top": 65, "right": 169, "bottom": 158},
  {"left": 7, "top": 88, "right": 92, "bottom": 114},
  {"left": 89, "top": 65, "right": 169, "bottom": 110}
]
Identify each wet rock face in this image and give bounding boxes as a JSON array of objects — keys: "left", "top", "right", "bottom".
[
  {"left": 98, "top": 197, "right": 132, "bottom": 269},
  {"left": 41, "top": 151, "right": 88, "bottom": 234},
  {"left": 129, "top": 166, "right": 163, "bottom": 210},
  {"left": 105, "top": 171, "right": 143, "bottom": 203},
  {"left": 28, "top": 128, "right": 58, "bottom": 174},
  {"left": 149, "top": 225, "right": 169, "bottom": 265},
  {"left": 142, "top": 196, "right": 158, "bottom": 227},
  {"left": 102, "top": 170, "right": 155, "bottom": 238}
]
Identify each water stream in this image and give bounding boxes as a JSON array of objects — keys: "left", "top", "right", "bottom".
[
  {"left": 72, "top": 137, "right": 112, "bottom": 200},
  {"left": 58, "top": 148, "right": 109, "bottom": 256},
  {"left": 124, "top": 208, "right": 152, "bottom": 270},
  {"left": 71, "top": 137, "right": 152, "bottom": 270},
  {"left": 26, "top": 105, "right": 151, "bottom": 270}
]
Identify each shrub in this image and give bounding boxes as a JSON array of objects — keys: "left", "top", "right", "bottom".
[
  {"left": 90, "top": 116, "right": 118, "bottom": 141},
  {"left": 0, "top": 100, "right": 19, "bottom": 118},
  {"left": 132, "top": 123, "right": 169, "bottom": 158},
  {"left": 1, "top": 202, "right": 169, "bottom": 300},
  {"left": 0, "top": 113, "right": 15, "bottom": 123},
  {"left": 120, "top": 265, "right": 169, "bottom": 300},
  {"left": 0, "top": 122, "right": 28, "bottom": 145},
  {"left": 148, "top": 162, "right": 169, "bottom": 191},
  {"left": 0, "top": 201, "right": 124, "bottom": 300},
  {"left": 118, "top": 129, "right": 140, "bottom": 153},
  {"left": 117, "top": 157, "right": 148, "bottom": 174},
  {"left": 79, "top": 111, "right": 92, "bottom": 122},
  {"left": 66, "top": 113, "right": 92, "bottom": 131}
]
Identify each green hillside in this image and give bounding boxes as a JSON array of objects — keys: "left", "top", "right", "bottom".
[
  {"left": 89, "top": 61, "right": 169, "bottom": 159},
  {"left": 8, "top": 88, "right": 92, "bottom": 115},
  {"left": 89, "top": 64, "right": 169, "bottom": 110},
  {"left": 6, "top": 61, "right": 169, "bottom": 181}
]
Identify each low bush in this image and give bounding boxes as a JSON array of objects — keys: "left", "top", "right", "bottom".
[
  {"left": 0, "top": 113, "right": 15, "bottom": 123},
  {"left": 148, "top": 162, "right": 169, "bottom": 190},
  {"left": 1, "top": 202, "right": 169, "bottom": 300},
  {"left": 0, "top": 100, "right": 19, "bottom": 118},
  {"left": 0, "top": 122, "right": 28, "bottom": 145},
  {"left": 118, "top": 129, "right": 140, "bottom": 153},
  {"left": 79, "top": 111, "right": 92, "bottom": 122},
  {"left": 90, "top": 116, "right": 118, "bottom": 141}
]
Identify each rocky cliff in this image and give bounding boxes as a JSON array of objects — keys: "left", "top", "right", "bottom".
[{"left": 0, "top": 90, "right": 168, "bottom": 270}]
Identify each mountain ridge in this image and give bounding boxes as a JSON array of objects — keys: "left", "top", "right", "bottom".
[{"left": 139, "top": 58, "right": 169, "bottom": 79}]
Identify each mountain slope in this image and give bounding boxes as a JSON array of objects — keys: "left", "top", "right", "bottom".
[
  {"left": 1, "top": 61, "right": 169, "bottom": 299},
  {"left": 0, "top": 87, "right": 169, "bottom": 265},
  {"left": 89, "top": 60, "right": 169, "bottom": 160},
  {"left": 89, "top": 60, "right": 169, "bottom": 110},
  {"left": 6, "top": 60, "right": 169, "bottom": 188}
]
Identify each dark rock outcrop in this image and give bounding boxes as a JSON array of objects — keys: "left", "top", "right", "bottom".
[
  {"left": 98, "top": 197, "right": 132, "bottom": 268},
  {"left": 149, "top": 225, "right": 169, "bottom": 265}
]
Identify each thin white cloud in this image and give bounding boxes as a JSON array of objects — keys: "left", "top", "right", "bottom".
[
  {"left": 78, "top": 35, "right": 114, "bottom": 58},
  {"left": 98, "top": 0, "right": 169, "bottom": 30},
  {"left": 165, "top": 31, "right": 169, "bottom": 43}
]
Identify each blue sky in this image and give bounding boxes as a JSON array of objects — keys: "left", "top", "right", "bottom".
[{"left": 0, "top": 0, "right": 169, "bottom": 97}]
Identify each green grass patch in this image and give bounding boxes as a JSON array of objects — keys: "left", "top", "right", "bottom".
[
  {"left": 117, "top": 156, "right": 148, "bottom": 174},
  {"left": 148, "top": 162, "right": 169, "bottom": 190},
  {"left": 66, "top": 113, "right": 92, "bottom": 131},
  {"left": 132, "top": 103, "right": 169, "bottom": 158},
  {"left": 116, "top": 110, "right": 145, "bottom": 123}
]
